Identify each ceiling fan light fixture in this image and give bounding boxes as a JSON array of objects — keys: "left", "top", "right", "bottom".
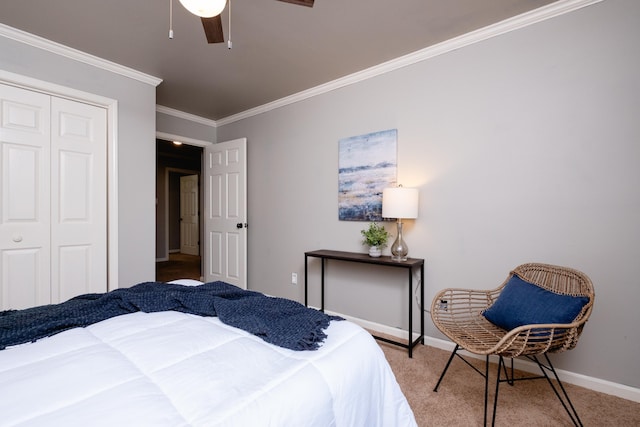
[{"left": 179, "top": 0, "right": 226, "bottom": 18}]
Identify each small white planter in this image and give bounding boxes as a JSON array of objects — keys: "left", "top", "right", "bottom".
[{"left": 368, "top": 246, "right": 382, "bottom": 257}]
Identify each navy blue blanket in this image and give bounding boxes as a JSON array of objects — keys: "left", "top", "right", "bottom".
[{"left": 0, "top": 281, "right": 341, "bottom": 351}]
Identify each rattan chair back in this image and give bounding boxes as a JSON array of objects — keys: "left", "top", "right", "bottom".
[{"left": 431, "top": 263, "right": 595, "bottom": 358}]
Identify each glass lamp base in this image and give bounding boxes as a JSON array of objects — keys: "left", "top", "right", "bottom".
[{"left": 390, "top": 221, "right": 409, "bottom": 262}]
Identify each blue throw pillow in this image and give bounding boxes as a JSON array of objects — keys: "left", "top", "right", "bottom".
[{"left": 482, "top": 274, "right": 589, "bottom": 331}]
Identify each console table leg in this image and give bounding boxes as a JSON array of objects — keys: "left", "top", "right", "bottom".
[
  {"left": 409, "top": 268, "right": 413, "bottom": 358},
  {"left": 421, "top": 265, "right": 425, "bottom": 345},
  {"left": 304, "top": 255, "right": 308, "bottom": 307},
  {"left": 321, "top": 259, "right": 325, "bottom": 312}
]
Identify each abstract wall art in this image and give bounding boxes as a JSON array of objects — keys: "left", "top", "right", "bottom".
[{"left": 338, "top": 129, "right": 397, "bottom": 221}]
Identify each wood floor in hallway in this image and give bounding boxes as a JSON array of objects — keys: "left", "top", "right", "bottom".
[{"left": 156, "top": 253, "right": 201, "bottom": 283}]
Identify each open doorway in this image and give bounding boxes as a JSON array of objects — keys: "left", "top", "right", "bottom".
[{"left": 155, "top": 139, "right": 204, "bottom": 282}]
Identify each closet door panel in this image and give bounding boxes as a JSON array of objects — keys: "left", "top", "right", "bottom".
[
  {"left": 0, "top": 84, "right": 51, "bottom": 310},
  {"left": 1, "top": 249, "right": 42, "bottom": 310},
  {"left": 51, "top": 98, "right": 107, "bottom": 302},
  {"left": 58, "top": 245, "right": 92, "bottom": 302}
]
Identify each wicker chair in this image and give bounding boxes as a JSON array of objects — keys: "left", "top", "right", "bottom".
[{"left": 431, "top": 263, "right": 595, "bottom": 427}]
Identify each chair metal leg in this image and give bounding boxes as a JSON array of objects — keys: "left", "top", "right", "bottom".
[
  {"left": 435, "top": 347, "right": 580, "bottom": 427},
  {"left": 433, "top": 344, "right": 459, "bottom": 392},
  {"left": 487, "top": 356, "right": 524, "bottom": 426},
  {"left": 532, "top": 354, "right": 583, "bottom": 427},
  {"left": 434, "top": 345, "right": 497, "bottom": 426},
  {"left": 503, "top": 357, "right": 515, "bottom": 386},
  {"left": 484, "top": 355, "right": 491, "bottom": 427},
  {"left": 489, "top": 356, "right": 508, "bottom": 426}
]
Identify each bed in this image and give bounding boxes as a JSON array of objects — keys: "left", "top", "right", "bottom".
[{"left": 0, "top": 280, "right": 417, "bottom": 427}]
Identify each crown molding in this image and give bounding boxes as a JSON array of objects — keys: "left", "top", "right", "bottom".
[
  {"left": 216, "top": 0, "right": 602, "bottom": 126},
  {"left": 0, "top": 23, "right": 162, "bottom": 87},
  {"left": 156, "top": 105, "right": 217, "bottom": 127}
]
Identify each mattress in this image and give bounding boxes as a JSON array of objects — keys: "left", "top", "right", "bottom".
[{"left": 0, "top": 282, "right": 417, "bottom": 426}]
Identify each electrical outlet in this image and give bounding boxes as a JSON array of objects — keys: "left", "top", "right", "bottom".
[
  {"left": 291, "top": 272, "right": 298, "bottom": 285},
  {"left": 439, "top": 299, "right": 448, "bottom": 311}
]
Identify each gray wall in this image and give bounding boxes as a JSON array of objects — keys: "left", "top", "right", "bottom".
[
  {"left": 1, "top": 35, "right": 157, "bottom": 288},
  {"left": 218, "top": 0, "right": 640, "bottom": 388}
]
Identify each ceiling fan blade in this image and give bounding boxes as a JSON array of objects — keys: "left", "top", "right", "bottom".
[
  {"left": 201, "top": 16, "right": 224, "bottom": 44},
  {"left": 276, "top": 0, "right": 314, "bottom": 7}
]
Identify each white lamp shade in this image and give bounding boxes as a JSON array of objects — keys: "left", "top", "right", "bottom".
[
  {"left": 382, "top": 187, "right": 419, "bottom": 219},
  {"left": 179, "top": 0, "right": 227, "bottom": 17}
]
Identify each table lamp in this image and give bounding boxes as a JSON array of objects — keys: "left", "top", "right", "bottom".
[{"left": 382, "top": 186, "right": 419, "bottom": 261}]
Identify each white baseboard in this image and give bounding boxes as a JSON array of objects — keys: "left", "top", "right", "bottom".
[{"left": 326, "top": 309, "right": 640, "bottom": 404}]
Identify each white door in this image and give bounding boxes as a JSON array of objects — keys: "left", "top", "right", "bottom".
[
  {"left": 204, "top": 138, "right": 247, "bottom": 289},
  {"left": 0, "top": 84, "right": 52, "bottom": 309},
  {"left": 180, "top": 174, "right": 199, "bottom": 256},
  {"left": 0, "top": 83, "right": 107, "bottom": 310},
  {"left": 50, "top": 97, "right": 107, "bottom": 303}
]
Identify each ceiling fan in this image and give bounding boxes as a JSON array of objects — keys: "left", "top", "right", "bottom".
[{"left": 178, "top": 0, "right": 315, "bottom": 44}]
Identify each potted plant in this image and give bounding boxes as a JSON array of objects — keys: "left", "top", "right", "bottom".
[{"left": 360, "top": 222, "right": 390, "bottom": 257}]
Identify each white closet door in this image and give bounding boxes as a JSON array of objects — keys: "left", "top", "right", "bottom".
[
  {"left": 0, "top": 83, "right": 52, "bottom": 310},
  {"left": 51, "top": 97, "right": 107, "bottom": 303},
  {"left": 0, "top": 83, "right": 107, "bottom": 310}
]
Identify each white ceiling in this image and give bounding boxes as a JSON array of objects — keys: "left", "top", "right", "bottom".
[{"left": 0, "top": 0, "right": 558, "bottom": 121}]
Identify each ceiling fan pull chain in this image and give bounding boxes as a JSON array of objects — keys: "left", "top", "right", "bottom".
[
  {"left": 168, "top": 0, "right": 174, "bottom": 39},
  {"left": 227, "top": 0, "right": 232, "bottom": 49}
]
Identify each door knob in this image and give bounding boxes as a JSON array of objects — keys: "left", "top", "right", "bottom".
[
  {"left": 12, "top": 234, "right": 23, "bottom": 242},
  {"left": 236, "top": 223, "right": 243, "bottom": 228}
]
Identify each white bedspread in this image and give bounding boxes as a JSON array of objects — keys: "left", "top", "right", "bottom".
[{"left": 0, "top": 310, "right": 416, "bottom": 426}]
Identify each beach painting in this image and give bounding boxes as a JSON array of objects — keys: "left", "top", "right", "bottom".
[{"left": 338, "top": 129, "right": 397, "bottom": 221}]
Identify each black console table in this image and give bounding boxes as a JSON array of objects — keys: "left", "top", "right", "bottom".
[{"left": 304, "top": 249, "right": 424, "bottom": 358}]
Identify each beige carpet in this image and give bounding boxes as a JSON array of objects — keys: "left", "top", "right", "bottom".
[{"left": 380, "top": 340, "right": 640, "bottom": 426}]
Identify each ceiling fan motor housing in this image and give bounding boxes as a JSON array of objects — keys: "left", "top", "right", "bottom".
[{"left": 179, "top": 0, "right": 227, "bottom": 18}]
